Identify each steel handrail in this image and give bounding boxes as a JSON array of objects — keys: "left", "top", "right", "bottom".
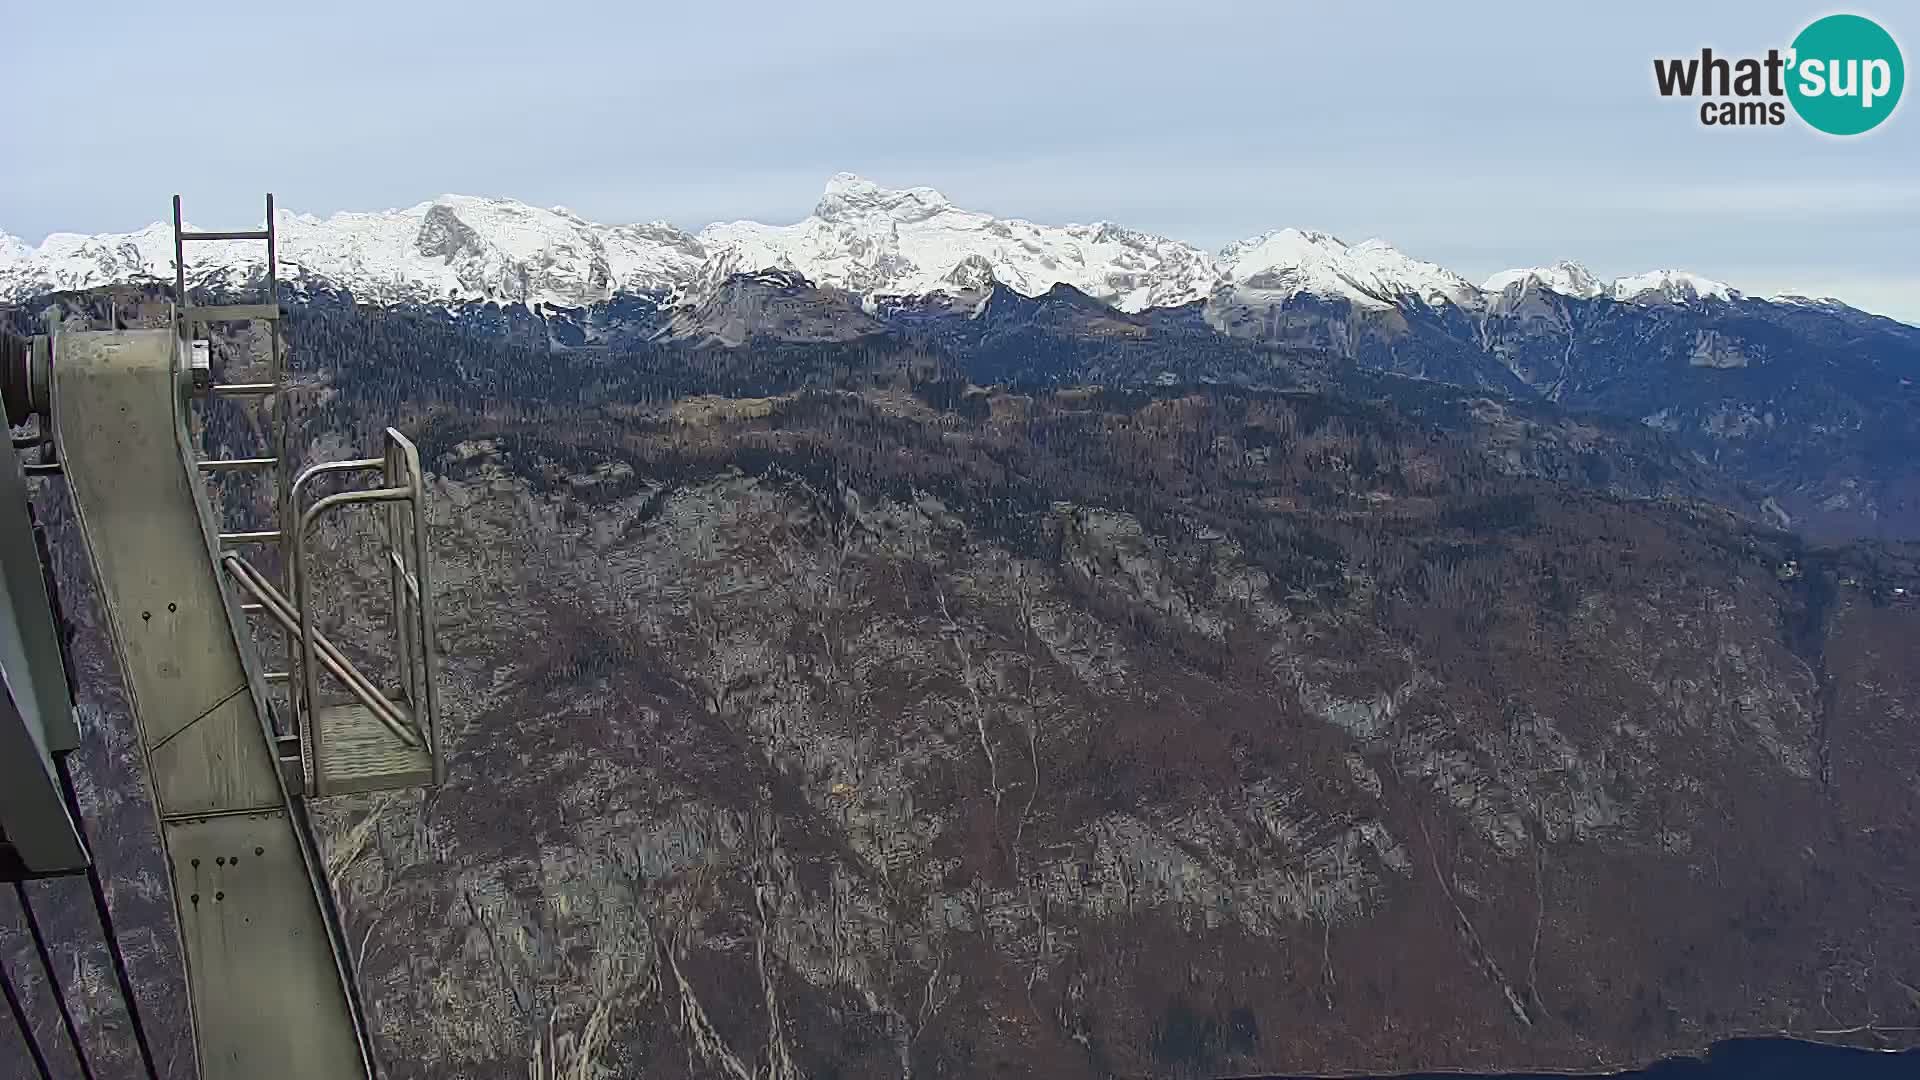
[
  {"left": 278, "top": 431, "right": 442, "bottom": 791},
  {"left": 384, "top": 430, "right": 443, "bottom": 786},
  {"left": 282, "top": 458, "right": 385, "bottom": 731},
  {"left": 295, "top": 486, "right": 417, "bottom": 783},
  {"left": 221, "top": 554, "right": 419, "bottom": 747}
]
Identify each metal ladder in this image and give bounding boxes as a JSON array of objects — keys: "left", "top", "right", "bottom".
[
  {"left": 173, "top": 195, "right": 298, "bottom": 761},
  {"left": 177, "top": 195, "right": 444, "bottom": 796}
]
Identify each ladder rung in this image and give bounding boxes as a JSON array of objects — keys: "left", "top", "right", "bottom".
[
  {"left": 23, "top": 463, "right": 62, "bottom": 476},
  {"left": 219, "top": 530, "right": 282, "bottom": 544},
  {"left": 211, "top": 382, "right": 279, "bottom": 396},
  {"left": 241, "top": 601, "right": 265, "bottom": 613},
  {"left": 264, "top": 671, "right": 291, "bottom": 684},
  {"left": 180, "top": 229, "right": 271, "bottom": 242},
  {"left": 182, "top": 303, "right": 280, "bottom": 323},
  {"left": 198, "top": 456, "right": 279, "bottom": 473}
]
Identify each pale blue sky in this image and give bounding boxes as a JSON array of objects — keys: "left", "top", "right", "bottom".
[{"left": 8, "top": 1, "right": 1916, "bottom": 320}]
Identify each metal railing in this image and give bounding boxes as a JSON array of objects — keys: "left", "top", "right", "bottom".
[
  {"left": 297, "top": 429, "right": 440, "bottom": 790},
  {"left": 220, "top": 556, "right": 418, "bottom": 746},
  {"left": 219, "top": 428, "right": 441, "bottom": 795}
]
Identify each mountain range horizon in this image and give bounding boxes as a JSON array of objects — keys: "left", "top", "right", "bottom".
[{"left": 3, "top": 173, "right": 1910, "bottom": 327}]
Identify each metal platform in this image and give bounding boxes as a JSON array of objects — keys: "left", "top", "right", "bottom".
[
  {"left": 313, "top": 699, "right": 434, "bottom": 795},
  {"left": 220, "top": 426, "right": 445, "bottom": 798}
]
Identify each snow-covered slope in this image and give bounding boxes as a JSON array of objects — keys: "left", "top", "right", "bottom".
[
  {"left": 696, "top": 174, "right": 1217, "bottom": 313},
  {"left": 0, "top": 231, "right": 31, "bottom": 268},
  {"left": 0, "top": 197, "right": 707, "bottom": 309},
  {"left": 1608, "top": 269, "right": 1738, "bottom": 304},
  {"left": 0, "top": 175, "right": 1775, "bottom": 319},
  {"left": 1483, "top": 260, "right": 1606, "bottom": 300},
  {"left": 1483, "top": 263, "right": 1739, "bottom": 306},
  {"left": 1219, "top": 229, "right": 1481, "bottom": 309}
]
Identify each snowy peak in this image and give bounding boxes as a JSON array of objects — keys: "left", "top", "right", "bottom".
[
  {"left": 1610, "top": 269, "right": 1737, "bottom": 304},
  {"left": 277, "top": 195, "right": 707, "bottom": 308},
  {"left": 1218, "top": 227, "right": 1349, "bottom": 271},
  {"left": 0, "top": 231, "right": 29, "bottom": 268},
  {"left": 1219, "top": 229, "right": 1478, "bottom": 309},
  {"left": 814, "top": 172, "right": 956, "bottom": 223},
  {"left": 1484, "top": 260, "right": 1605, "bottom": 300},
  {"left": 0, "top": 196, "right": 707, "bottom": 309},
  {"left": 698, "top": 174, "right": 1217, "bottom": 313},
  {"left": 1481, "top": 263, "right": 1738, "bottom": 307},
  {"left": 0, "top": 176, "right": 1821, "bottom": 322}
]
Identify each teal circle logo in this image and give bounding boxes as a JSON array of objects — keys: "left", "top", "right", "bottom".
[{"left": 1787, "top": 14, "right": 1904, "bottom": 135}]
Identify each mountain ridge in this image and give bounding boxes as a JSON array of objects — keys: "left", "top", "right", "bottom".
[{"left": 6, "top": 175, "right": 1902, "bottom": 327}]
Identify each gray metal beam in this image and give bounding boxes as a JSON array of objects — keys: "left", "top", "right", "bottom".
[
  {"left": 0, "top": 428, "right": 86, "bottom": 878},
  {"left": 51, "top": 329, "right": 373, "bottom": 1079}
]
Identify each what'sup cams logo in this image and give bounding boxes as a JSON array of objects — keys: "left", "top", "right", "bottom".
[{"left": 1654, "top": 13, "right": 1903, "bottom": 133}]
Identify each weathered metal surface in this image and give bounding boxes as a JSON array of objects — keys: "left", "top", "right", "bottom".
[
  {"left": 166, "top": 812, "right": 367, "bottom": 1076},
  {"left": 314, "top": 701, "right": 434, "bottom": 795},
  {"left": 51, "top": 328, "right": 371, "bottom": 1080}
]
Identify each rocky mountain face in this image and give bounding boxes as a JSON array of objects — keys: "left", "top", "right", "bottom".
[
  {"left": 1470, "top": 282, "right": 1920, "bottom": 540},
  {"left": 8, "top": 177, "right": 1916, "bottom": 541},
  {"left": 11, "top": 289, "right": 1917, "bottom": 1080},
  {"left": 304, "top": 327, "right": 1920, "bottom": 1079},
  {"left": 579, "top": 264, "right": 1918, "bottom": 541},
  {"left": 658, "top": 269, "right": 891, "bottom": 348}
]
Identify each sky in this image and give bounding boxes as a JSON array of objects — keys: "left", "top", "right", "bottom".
[{"left": 7, "top": 0, "right": 1916, "bottom": 321}]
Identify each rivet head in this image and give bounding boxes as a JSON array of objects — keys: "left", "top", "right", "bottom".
[
  {"left": 255, "top": 847, "right": 264, "bottom": 856},
  {"left": 190, "top": 893, "right": 200, "bottom": 904},
  {"left": 191, "top": 858, "right": 201, "bottom": 868},
  {"left": 214, "top": 891, "right": 225, "bottom": 902},
  {"left": 215, "top": 857, "right": 225, "bottom": 866}
]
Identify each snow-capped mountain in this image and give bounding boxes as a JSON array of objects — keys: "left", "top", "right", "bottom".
[
  {"left": 0, "top": 174, "right": 1781, "bottom": 320},
  {"left": 1483, "top": 260, "right": 1606, "bottom": 300},
  {"left": 276, "top": 198, "right": 708, "bottom": 309},
  {"left": 1219, "top": 229, "right": 1481, "bottom": 309},
  {"left": 1607, "top": 269, "right": 1738, "bottom": 304},
  {"left": 0, "top": 231, "right": 31, "bottom": 267},
  {"left": 696, "top": 174, "right": 1217, "bottom": 313},
  {"left": 0, "top": 197, "right": 707, "bottom": 310},
  {"left": 1482, "top": 262, "right": 1739, "bottom": 306}
]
